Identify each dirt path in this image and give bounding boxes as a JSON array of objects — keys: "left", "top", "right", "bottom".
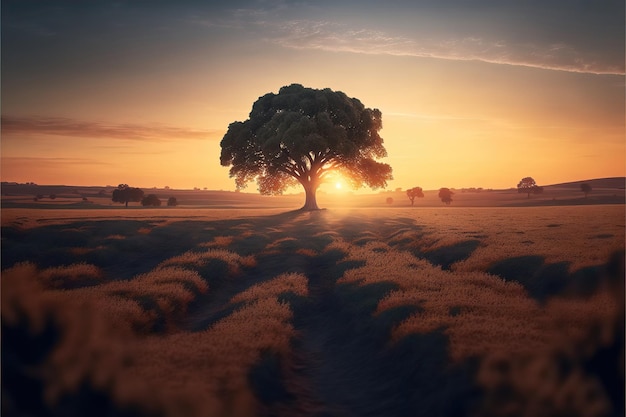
[
  {"left": 284, "top": 247, "right": 432, "bottom": 416},
  {"left": 178, "top": 211, "right": 478, "bottom": 416}
]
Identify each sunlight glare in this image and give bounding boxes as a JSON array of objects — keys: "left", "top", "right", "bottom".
[{"left": 335, "top": 182, "right": 342, "bottom": 190}]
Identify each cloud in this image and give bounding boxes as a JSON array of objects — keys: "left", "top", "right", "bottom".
[
  {"left": 203, "top": 2, "right": 623, "bottom": 76},
  {"left": 266, "top": 20, "right": 623, "bottom": 75},
  {"left": 1, "top": 116, "right": 222, "bottom": 142}
]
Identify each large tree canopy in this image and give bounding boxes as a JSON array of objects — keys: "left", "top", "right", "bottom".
[{"left": 220, "top": 84, "right": 393, "bottom": 210}]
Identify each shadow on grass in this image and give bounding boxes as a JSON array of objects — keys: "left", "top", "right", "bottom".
[
  {"left": 285, "top": 279, "right": 479, "bottom": 417},
  {"left": 2, "top": 312, "right": 141, "bottom": 417},
  {"left": 422, "top": 240, "right": 481, "bottom": 270},
  {"left": 488, "top": 255, "right": 613, "bottom": 302},
  {"left": 248, "top": 351, "right": 296, "bottom": 408}
]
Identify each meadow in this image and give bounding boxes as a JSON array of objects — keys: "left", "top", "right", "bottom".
[{"left": 2, "top": 200, "right": 624, "bottom": 416}]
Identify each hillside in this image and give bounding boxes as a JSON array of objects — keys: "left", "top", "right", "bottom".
[
  {"left": 543, "top": 177, "right": 625, "bottom": 190},
  {"left": 1, "top": 178, "right": 624, "bottom": 209}
]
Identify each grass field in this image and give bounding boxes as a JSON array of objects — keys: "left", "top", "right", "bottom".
[{"left": 2, "top": 202, "right": 624, "bottom": 416}]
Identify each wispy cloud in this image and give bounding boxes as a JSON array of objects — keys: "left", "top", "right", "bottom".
[
  {"left": 202, "top": 5, "right": 622, "bottom": 76},
  {"left": 265, "top": 20, "right": 623, "bottom": 75},
  {"left": 1, "top": 116, "right": 222, "bottom": 141}
]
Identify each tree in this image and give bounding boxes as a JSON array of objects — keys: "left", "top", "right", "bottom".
[
  {"left": 406, "top": 187, "right": 424, "bottom": 206},
  {"left": 141, "top": 194, "right": 161, "bottom": 207},
  {"left": 386, "top": 197, "right": 394, "bottom": 205},
  {"left": 167, "top": 197, "right": 178, "bottom": 206},
  {"left": 112, "top": 184, "right": 144, "bottom": 207},
  {"left": 517, "top": 177, "right": 542, "bottom": 198},
  {"left": 220, "top": 84, "right": 393, "bottom": 210},
  {"left": 438, "top": 188, "right": 454, "bottom": 205},
  {"left": 580, "top": 183, "right": 592, "bottom": 198}
]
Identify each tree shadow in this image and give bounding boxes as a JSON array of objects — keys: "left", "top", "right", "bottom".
[
  {"left": 487, "top": 255, "right": 545, "bottom": 283},
  {"left": 488, "top": 255, "right": 615, "bottom": 302},
  {"left": 287, "top": 279, "right": 479, "bottom": 417},
  {"left": 422, "top": 240, "right": 481, "bottom": 270}
]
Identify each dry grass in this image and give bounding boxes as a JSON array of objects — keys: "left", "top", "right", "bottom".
[
  {"left": 0, "top": 207, "right": 290, "bottom": 229},
  {"left": 2, "top": 261, "right": 297, "bottom": 417},
  {"left": 129, "top": 295, "right": 296, "bottom": 417},
  {"left": 2, "top": 205, "right": 623, "bottom": 416},
  {"left": 158, "top": 248, "right": 257, "bottom": 274},
  {"left": 331, "top": 220, "right": 620, "bottom": 362},
  {"left": 39, "top": 262, "right": 103, "bottom": 287},
  {"left": 231, "top": 272, "right": 309, "bottom": 304},
  {"left": 402, "top": 205, "right": 623, "bottom": 272},
  {"left": 198, "top": 235, "right": 235, "bottom": 248},
  {"left": 2, "top": 263, "right": 141, "bottom": 409}
]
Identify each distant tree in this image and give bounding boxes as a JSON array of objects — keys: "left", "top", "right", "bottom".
[
  {"left": 36, "top": 194, "right": 44, "bottom": 200},
  {"left": 406, "top": 187, "right": 424, "bottom": 206},
  {"left": 167, "top": 197, "right": 178, "bottom": 207},
  {"left": 386, "top": 197, "right": 394, "bottom": 205},
  {"left": 580, "top": 183, "right": 592, "bottom": 198},
  {"left": 220, "top": 84, "right": 393, "bottom": 210},
  {"left": 49, "top": 194, "right": 56, "bottom": 200},
  {"left": 438, "top": 188, "right": 454, "bottom": 205},
  {"left": 517, "top": 177, "right": 543, "bottom": 198},
  {"left": 141, "top": 194, "right": 161, "bottom": 207},
  {"left": 112, "top": 184, "right": 144, "bottom": 207}
]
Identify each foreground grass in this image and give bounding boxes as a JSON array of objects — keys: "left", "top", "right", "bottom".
[{"left": 2, "top": 206, "right": 624, "bottom": 416}]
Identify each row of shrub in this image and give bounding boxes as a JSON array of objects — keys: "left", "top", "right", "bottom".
[{"left": 141, "top": 195, "right": 177, "bottom": 207}]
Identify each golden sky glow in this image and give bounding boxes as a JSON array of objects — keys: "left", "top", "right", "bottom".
[{"left": 2, "top": 1, "right": 624, "bottom": 192}]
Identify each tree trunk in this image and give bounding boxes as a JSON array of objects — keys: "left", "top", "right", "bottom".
[
  {"left": 125, "top": 201, "right": 129, "bottom": 207},
  {"left": 301, "top": 181, "right": 320, "bottom": 210}
]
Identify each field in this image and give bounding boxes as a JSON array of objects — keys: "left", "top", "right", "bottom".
[{"left": 2, "top": 193, "right": 625, "bottom": 416}]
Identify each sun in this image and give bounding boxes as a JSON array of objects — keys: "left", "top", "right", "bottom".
[{"left": 335, "top": 182, "right": 342, "bottom": 190}]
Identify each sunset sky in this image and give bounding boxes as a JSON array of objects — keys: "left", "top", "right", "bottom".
[{"left": 2, "top": 0, "right": 624, "bottom": 193}]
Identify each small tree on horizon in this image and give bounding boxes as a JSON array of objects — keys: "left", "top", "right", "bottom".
[
  {"left": 141, "top": 194, "right": 161, "bottom": 207},
  {"left": 517, "top": 177, "right": 543, "bottom": 198},
  {"left": 438, "top": 188, "right": 454, "bottom": 205},
  {"left": 220, "top": 84, "right": 393, "bottom": 210},
  {"left": 406, "top": 187, "right": 424, "bottom": 206},
  {"left": 167, "top": 197, "right": 178, "bottom": 206},
  {"left": 580, "top": 183, "right": 592, "bottom": 198},
  {"left": 112, "top": 184, "right": 144, "bottom": 207}
]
